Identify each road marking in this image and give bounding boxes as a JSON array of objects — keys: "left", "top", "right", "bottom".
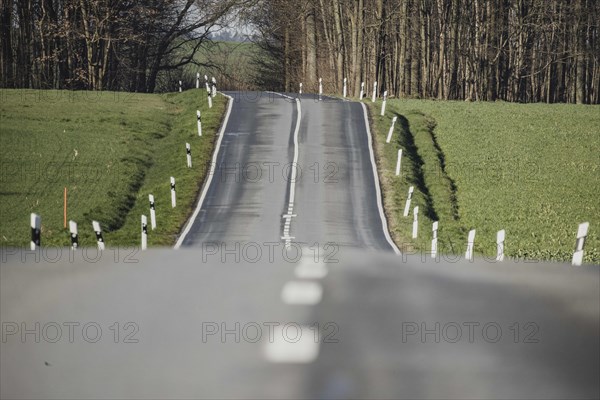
[
  {"left": 360, "top": 102, "right": 402, "bottom": 255},
  {"left": 263, "top": 325, "right": 320, "bottom": 364},
  {"left": 295, "top": 258, "right": 328, "bottom": 279},
  {"left": 174, "top": 93, "right": 234, "bottom": 249},
  {"left": 225, "top": 131, "right": 250, "bottom": 136},
  {"left": 281, "top": 281, "right": 323, "bottom": 305},
  {"left": 267, "top": 92, "right": 302, "bottom": 249}
]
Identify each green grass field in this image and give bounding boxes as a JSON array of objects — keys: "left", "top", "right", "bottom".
[
  {"left": 368, "top": 99, "right": 599, "bottom": 263},
  {"left": 0, "top": 89, "right": 226, "bottom": 247},
  {"left": 179, "top": 41, "right": 259, "bottom": 91}
]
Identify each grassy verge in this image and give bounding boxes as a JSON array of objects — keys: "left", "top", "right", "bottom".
[
  {"left": 0, "top": 89, "right": 226, "bottom": 247},
  {"left": 367, "top": 98, "right": 599, "bottom": 263}
]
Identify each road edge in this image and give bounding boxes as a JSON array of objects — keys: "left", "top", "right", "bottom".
[
  {"left": 361, "top": 102, "right": 402, "bottom": 255},
  {"left": 173, "top": 92, "right": 234, "bottom": 249}
]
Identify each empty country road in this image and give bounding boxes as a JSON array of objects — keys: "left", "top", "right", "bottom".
[{"left": 177, "top": 91, "right": 397, "bottom": 253}]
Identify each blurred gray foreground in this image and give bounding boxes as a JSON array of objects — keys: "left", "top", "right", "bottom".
[{"left": 1, "top": 247, "right": 598, "bottom": 399}]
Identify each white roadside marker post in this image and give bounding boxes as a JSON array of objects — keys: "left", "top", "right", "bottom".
[
  {"left": 395, "top": 149, "right": 403, "bottom": 176},
  {"left": 141, "top": 215, "right": 148, "bottom": 251},
  {"left": 211, "top": 77, "right": 217, "bottom": 97},
  {"left": 196, "top": 73, "right": 200, "bottom": 89},
  {"left": 196, "top": 110, "right": 202, "bottom": 136},
  {"left": 465, "top": 229, "right": 476, "bottom": 261},
  {"left": 170, "top": 177, "right": 176, "bottom": 208},
  {"left": 343, "top": 77, "right": 347, "bottom": 98},
  {"left": 149, "top": 194, "right": 156, "bottom": 230},
  {"left": 179, "top": 80, "right": 182, "bottom": 93},
  {"left": 186, "top": 143, "right": 192, "bottom": 168},
  {"left": 359, "top": 82, "right": 365, "bottom": 99},
  {"left": 496, "top": 229, "right": 506, "bottom": 262},
  {"left": 431, "top": 221, "right": 439, "bottom": 259},
  {"left": 30, "top": 213, "right": 41, "bottom": 250},
  {"left": 319, "top": 78, "right": 323, "bottom": 99},
  {"left": 207, "top": 90, "right": 212, "bottom": 109},
  {"left": 572, "top": 222, "right": 589, "bottom": 266},
  {"left": 403, "top": 186, "right": 414, "bottom": 217},
  {"left": 299, "top": 82, "right": 303, "bottom": 95},
  {"left": 412, "top": 206, "right": 419, "bottom": 239},
  {"left": 372, "top": 81, "right": 377, "bottom": 102},
  {"left": 69, "top": 220, "right": 78, "bottom": 250},
  {"left": 381, "top": 90, "right": 388, "bottom": 116},
  {"left": 205, "top": 75, "right": 210, "bottom": 93},
  {"left": 386, "top": 116, "right": 397, "bottom": 143},
  {"left": 92, "top": 220, "right": 105, "bottom": 250}
]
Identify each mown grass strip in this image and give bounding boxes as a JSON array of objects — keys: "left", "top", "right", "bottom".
[{"left": 368, "top": 101, "right": 464, "bottom": 255}]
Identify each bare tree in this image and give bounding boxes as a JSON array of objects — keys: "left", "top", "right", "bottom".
[{"left": 0, "top": 0, "right": 250, "bottom": 92}]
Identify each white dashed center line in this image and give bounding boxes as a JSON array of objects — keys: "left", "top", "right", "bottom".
[
  {"left": 281, "top": 281, "right": 323, "bottom": 305},
  {"left": 263, "top": 325, "right": 320, "bottom": 364},
  {"left": 295, "top": 258, "right": 328, "bottom": 279}
]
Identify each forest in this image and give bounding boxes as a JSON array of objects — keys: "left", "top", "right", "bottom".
[
  {"left": 0, "top": 0, "right": 247, "bottom": 92},
  {"left": 251, "top": 0, "right": 599, "bottom": 103},
  {"left": 2, "top": 0, "right": 598, "bottom": 104}
]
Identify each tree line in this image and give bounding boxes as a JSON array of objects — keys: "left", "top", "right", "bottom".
[
  {"left": 0, "top": 0, "right": 247, "bottom": 92},
  {"left": 251, "top": 0, "right": 599, "bottom": 104}
]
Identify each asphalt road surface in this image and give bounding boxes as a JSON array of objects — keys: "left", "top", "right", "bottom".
[
  {"left": 1, "top": 92, "right": 598, "bottom": 399},
  {"left": 177, "top": 92, "right": 396, "bottom": 253},
  {"left": 1, "top": 250, "right": 598, "bottom": 399}
]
